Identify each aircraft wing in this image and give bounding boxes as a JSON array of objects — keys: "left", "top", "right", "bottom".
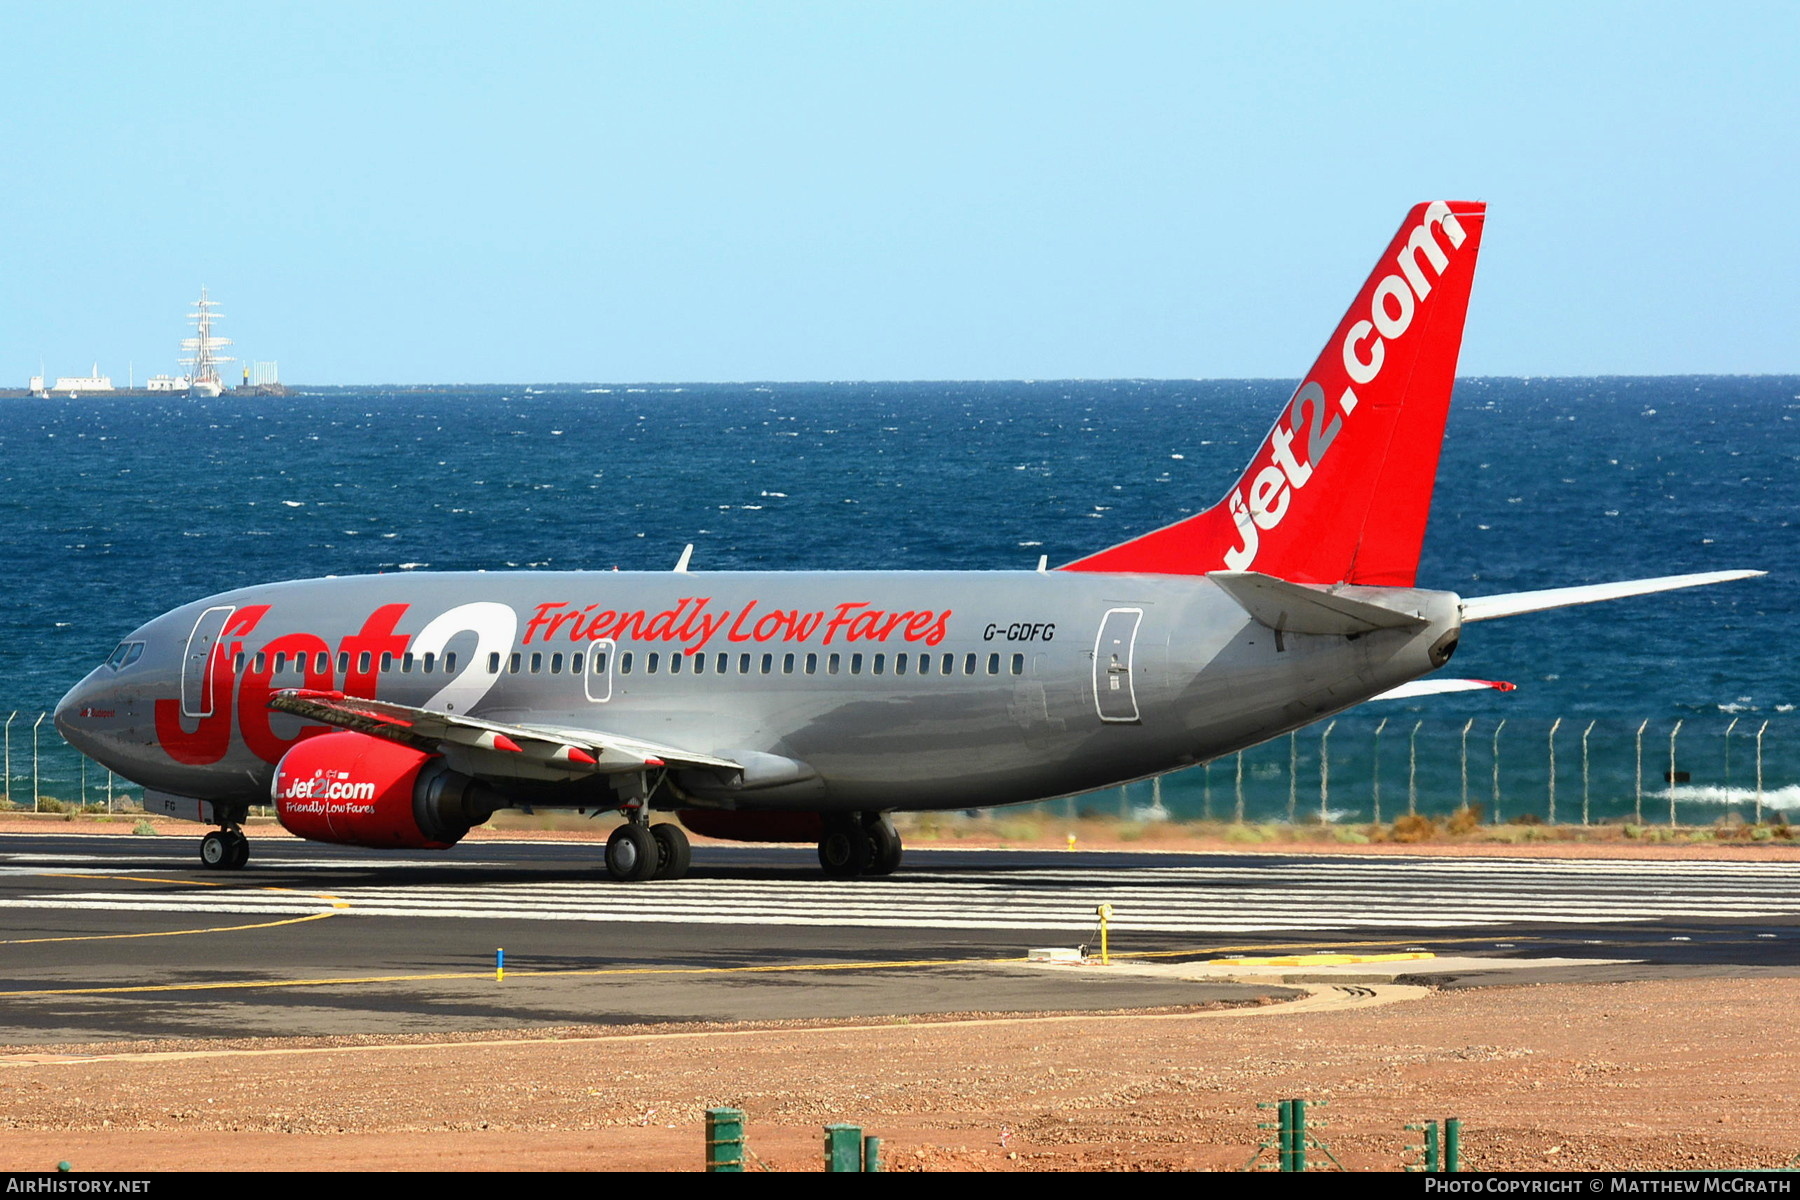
[
  {"left": 268, "top": 689, "right": 742, "bottom": 779},
  {"left": 1460, "top": 570, "right": 1764, "bottom": 623}
]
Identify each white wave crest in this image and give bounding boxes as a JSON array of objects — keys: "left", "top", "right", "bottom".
[{"left": 1664, "top": 784, "right": 1800, "bottom": 808}]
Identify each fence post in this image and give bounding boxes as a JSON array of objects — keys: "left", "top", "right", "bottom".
[
  {"left": 1581, "top": 719, "right": 1595, "bottom": 826},
  {"left": 1235, "top": 751, "right": 1245, "bottom": 824},
  {"left": 1408, "top": 720, "right": 1422, "bottom": 817},
  {"left": 1372, "top": 717, "right": 1388, "bottom": 826},
  {"left": 1635, "top": 719, "right": 1648, "bottom": 824},
  {"left": 1460, "top": 719, "right": 1473, "bottom": 812},
  {"left": 1203, "top": 761, "right": 1213, "bottom": 822},
  {"left": 1287, "top": 732, "right": 1297, "bottom": 823},
  {"left": 1756, "top": 721, "right": 1768, "bottom": 824},
  {"left": 1724, "top": 716, "right": 1740, "bottom": 803},
  {"left": 32, "top": 712, "right": 44, "bottom": 812},
  {"left": 1547, "top": 717, "right": 1562, "bottom": 825},
  {"left": 1668, "top": 719, "right": 1683, "bottom": 828},
  {"left": 1319, "top": 720, "right": 1336, "bottom": 824},
  {"left": 1491, "top": 719, "right": 1505, "bottom": 823},
  {"left": 2, "top": 711, "right": 12, "bottom": 808}
]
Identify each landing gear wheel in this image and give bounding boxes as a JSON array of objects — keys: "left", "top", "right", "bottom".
[
  {"left": 651, "top": 823, "right": 692, "bottom": 881},
  {"left": 226, "top": 830, "right": 250, "bottom": 869},
  {"left": 200, "top": 831, "right": 238, "bottom": 871},
  {"left": 818, "top": 820, "right": 874, "bottom": 878},
  {"left": 866, "top": 816, "right": 902, "bottom": 877},
  {"left": 605, "top": 823, "right": 659, "bottom": 882}
]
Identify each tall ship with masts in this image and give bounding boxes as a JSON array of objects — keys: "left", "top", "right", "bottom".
[{"left": 179, "top": 287, "right": 233, "bottom": 398}]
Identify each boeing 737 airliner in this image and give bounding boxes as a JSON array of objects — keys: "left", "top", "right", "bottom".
[{"left": 54, "top": 202, "right": 1761, "bottom": 880}]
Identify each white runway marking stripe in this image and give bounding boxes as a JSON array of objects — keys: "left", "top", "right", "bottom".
[{"left": 4, "top": 854, "right": 1800, "bottom": 932}]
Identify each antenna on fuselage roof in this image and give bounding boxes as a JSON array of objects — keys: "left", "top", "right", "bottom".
[
  {"left": 1037, "top": 555, "right": 1048, "bottom": 573},
  {"left": 674, "top": 544, "right": 694, "bottom": 573}
]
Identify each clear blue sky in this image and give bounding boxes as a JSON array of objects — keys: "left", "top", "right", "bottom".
[{"left": 4, "top": 1, "right": 1795, "bottom": 384}]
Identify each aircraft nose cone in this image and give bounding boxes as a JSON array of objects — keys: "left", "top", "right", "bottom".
[{"left": 54, "top": 673, "right": 113, "bottom": 760}]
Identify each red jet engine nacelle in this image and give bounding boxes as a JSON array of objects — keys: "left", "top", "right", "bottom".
[{"left": 272, "top": 731, "right": 498, "bottom": 849}]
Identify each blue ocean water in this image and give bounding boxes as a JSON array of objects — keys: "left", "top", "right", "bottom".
[{"left": 1, "top": 376, "right": 1794, "bottom": 820}]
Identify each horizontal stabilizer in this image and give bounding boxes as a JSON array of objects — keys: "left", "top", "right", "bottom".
[
  {"left": 1370, "top": 677, "right": 1516, "bottom": 702},
  {"left": 1460, "top": 570, "right": 1765, "bottom": 623},
  {"left": 1209, "top": 570, "right": 1430, "bottom": 635}
]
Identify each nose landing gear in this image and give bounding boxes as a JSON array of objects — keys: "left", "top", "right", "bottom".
[{"left": 199, "top": 827, "right": 249, "bottom": 871}]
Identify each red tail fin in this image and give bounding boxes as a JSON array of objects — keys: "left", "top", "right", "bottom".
[{"left": 1061, "top": 200, "right": 1487, "bottom": 586}]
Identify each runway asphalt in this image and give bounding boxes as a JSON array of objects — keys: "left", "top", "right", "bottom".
[{"left": 3, "top": 831, "right": 1798, "bottom": 1043}]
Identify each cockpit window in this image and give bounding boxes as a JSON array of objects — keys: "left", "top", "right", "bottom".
[{"left": 106, "top": 642, "right": 145, "bottom": 670}]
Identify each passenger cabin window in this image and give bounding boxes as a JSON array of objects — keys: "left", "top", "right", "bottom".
[
  {"left": 571, "top": 653, "right": 584, "bottom": 674},
  {"left": 315, "top": 651, "right": 330, "bottom": 674},
  {"left": 828, "top": 653, "right": 841, "bottom": 675},
  {"left": 987, "top": 653, "right": 1001, "bottom": 675},
  {"left": 1011, "top": 653, "right": 1025, "bottom": 675},
  {"left": 671, "top": 653, "right": 683, "bottom": 674},
  {"left": 851, "top": 653, "right": 864, "bottom": 675},
  {"left": 782, "top": 653, "right": 795, "bottom": 675},
  {"left": 551, "top": 653, "right": 564, "bottom": 674},
  {"left": 380, "top": 652, "right": 393, "bottom": 673},
  {"left": 620, "top": 652, "right": 634, "bottom": 674},
  {"left": 647, "top": 652, "right": 660, "bottom": 674},
  {"left": 444, "top": 652, "right": 458, "bottom": 673},
  {"left": 488, "top": 652, "right": 501, "bottom": 674},
  {"left": 252, "top": 653, "right": 267, "bottom": 674},
  {"left": 760, "top": 653, "right": 773, "bottom": 675},
  {"left": 963, "top": 653, "right": 977, "bottom": 675}
]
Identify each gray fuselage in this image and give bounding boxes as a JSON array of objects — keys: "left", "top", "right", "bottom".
[{"left": 56, "top": 569, "right": 1463, "bottom": 815}]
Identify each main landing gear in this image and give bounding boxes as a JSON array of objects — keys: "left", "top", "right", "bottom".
[
  {"left": 818, "top": 813, "right": 902, "bottom": 878},
  {"left": 199, "top": 827, "right": 250, "bottom": 871},
  {"left": 605, "top": 818, "right": 692, "bottom": 882}
]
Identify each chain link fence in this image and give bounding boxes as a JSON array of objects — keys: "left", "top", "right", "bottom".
[
  {"left": 1035, "top": 716, "right": 1795, "bottom": 828},
  {"left": 9, "top": 710, "right": 1794, "bottom": 827}
]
